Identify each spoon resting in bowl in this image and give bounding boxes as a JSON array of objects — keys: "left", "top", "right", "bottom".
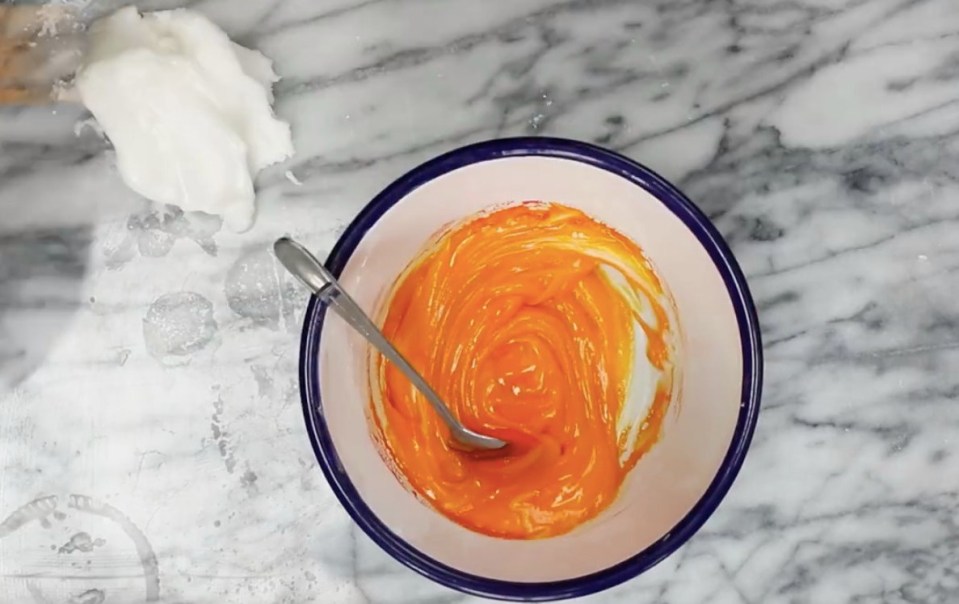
[{"left": 273, "top": 237, "right": 508, "bottom": 452}]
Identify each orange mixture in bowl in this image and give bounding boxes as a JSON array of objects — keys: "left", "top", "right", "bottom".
[{"left": 371, "top": 202, "right": 676, "bottom": 539}]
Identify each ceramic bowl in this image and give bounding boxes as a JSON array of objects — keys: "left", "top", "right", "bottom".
[{"left": 299, "top": 137, "right": 762, "bottom": 601}]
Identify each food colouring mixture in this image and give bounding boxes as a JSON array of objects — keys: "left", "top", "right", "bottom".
[{"left": 371, "top": 202, "right": 677, "bottom": 539}]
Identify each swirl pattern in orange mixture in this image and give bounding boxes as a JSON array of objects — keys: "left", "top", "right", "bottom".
[{"left": 371, "top": 202, "right": 676, "bottom": 539}]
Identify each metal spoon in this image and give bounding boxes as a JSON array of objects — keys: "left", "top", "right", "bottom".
[{"left": 274, "top": 237, "right": 507, "bottom": 451}]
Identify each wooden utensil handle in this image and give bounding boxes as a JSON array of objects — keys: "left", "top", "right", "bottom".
[{"left": 0, "top": 5, "right": 81, "bottom": 104}]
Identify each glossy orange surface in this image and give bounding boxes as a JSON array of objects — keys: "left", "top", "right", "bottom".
[{"left": 371, "top": 202, "right": 675, "bottom": 539}]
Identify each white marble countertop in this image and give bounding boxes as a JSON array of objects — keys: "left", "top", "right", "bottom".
[{"left": 2, "top": 0, "right": 959, "bottom": 602}]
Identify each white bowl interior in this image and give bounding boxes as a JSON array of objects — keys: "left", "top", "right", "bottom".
[{"left": 317, "top": 156, "right": 743, "bottom": 582}]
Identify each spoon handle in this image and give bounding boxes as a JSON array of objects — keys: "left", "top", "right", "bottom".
[
  {"left": 324, "top": 283, "right": 466, "bottom": 432},
  {"left": 273, "top": 237, "right": 463, "bottom": 431}
]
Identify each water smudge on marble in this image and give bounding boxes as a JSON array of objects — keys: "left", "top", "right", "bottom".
[
  {"left": 250, "top": 364, "right": 274, "bottom": 397},
  {"left": 211, "top": 395, "right": 237, "bottom": 474},
  {"left": 58, "top": 531, "right": 105, "bottom": 554},
  {"left": 0, "top": 495, "right": 59, "bottom": 537},
  {"left": 69, "top": 588, "right": 105, "bottom": 604},
  {"left": 225, "top": 246, "right": 305, "bottom": 330},
  {"left": 241, "top": 468, "right": 259, "bottom": 494},
  {"left": 0, "top": 495, "right": 157, "bottom": 600},
  {"left": 104, "top": 206, "right": 222, "bottom": 269},
  {"left": 68, "top": 495, "right": 159, "bottom": 602},
  {"left": 142, "top": 292, "right": 217, "bottom": 358},
  {"left": 116, "top": 348, "right": 131, "bottom": 366}
]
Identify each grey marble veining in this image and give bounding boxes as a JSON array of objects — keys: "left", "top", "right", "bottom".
[{"left": 2, "top": 0, "right": 959, "bottom": 602}]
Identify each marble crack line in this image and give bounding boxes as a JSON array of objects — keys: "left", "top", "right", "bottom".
[
  {"left": 349, "top": 523, "right": 373, "bottom": 604},
  {"left": 256, "top": 0, "right": 392, "bottom": 38},
  {"left": 762, "top": 300, "right": 873, "bottom": 350},
  {"left": 275, "top": 0, "right": 635, "bottom": 95},
  {"left": 768, "top": 338, "right": 959, "bottom": 366},
  {"left": 619, "top": 0, "right": 932, "bottom": 152},
  {"left": 748, "top": 217, "right": 938, "bottom": 280},
  {"left": 711, "top": 549, "right": 757, "bottom": 604},
  {"left": 616, "top": 40, "right": 852, "bottom": 151},
  {"left": 211, "top": 395, "right": 237, "bottom": 474}
]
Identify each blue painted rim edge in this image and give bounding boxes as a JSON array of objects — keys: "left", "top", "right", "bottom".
[{"left": 299, "top": 137, "right": 763, "bottom": 602}]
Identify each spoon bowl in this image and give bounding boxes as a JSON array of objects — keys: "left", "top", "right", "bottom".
[{"left": 274, "top": 236, "right": 507, "bottom": 452}]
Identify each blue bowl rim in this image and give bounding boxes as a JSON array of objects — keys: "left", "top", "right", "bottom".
[{"left": 299, "top": 136, "right": 763, "bottom": 602}]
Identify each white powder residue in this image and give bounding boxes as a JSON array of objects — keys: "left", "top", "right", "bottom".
[
  {"left": 284, "top": 170, "right": 303, "bottom": 186},
  {"left": 36, "top": 5, "right": 70, "bottom": 37},
  {"left": 73, "top": 117, "right": 103, "bottom": 138},
  {"left": 75, "top": 7, "right": 294, "bottom": 231}
]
